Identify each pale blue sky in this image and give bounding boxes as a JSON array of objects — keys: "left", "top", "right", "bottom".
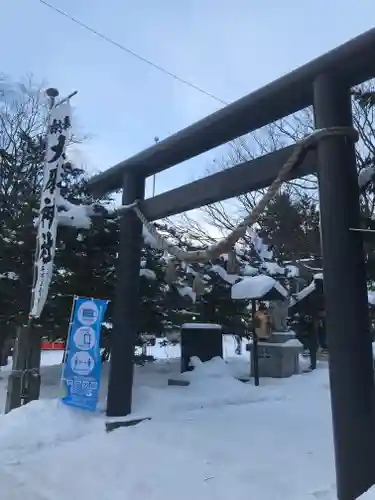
[{"left": 2, "top": 0, "right": 375, "bottom": 198}]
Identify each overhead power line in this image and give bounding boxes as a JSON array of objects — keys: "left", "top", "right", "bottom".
[
  {"left": 38, "top": 0, "right": 229, "bottom": 106},
  {"left": 37, "top": 1, "right": 248, "bottom": 174}
]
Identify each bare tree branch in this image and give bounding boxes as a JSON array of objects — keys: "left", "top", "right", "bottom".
[{"left": 169, "top": 80, "right": 375, "bottom": 253}]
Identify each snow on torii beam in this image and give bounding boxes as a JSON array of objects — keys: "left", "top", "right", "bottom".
[{"left": 88, "top": 26, "right": 375, "bottom": 196}]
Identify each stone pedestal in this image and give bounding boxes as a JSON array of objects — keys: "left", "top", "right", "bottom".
[
  {"left": 268, "top": 331, "right": 296, "bottom": 344},
  {"left": 250, "top": 331, "right": 302, "bottom": 378}
]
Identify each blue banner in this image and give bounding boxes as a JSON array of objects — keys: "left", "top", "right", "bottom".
[{"left": 62, "top": 296, "right": 108, "bottom": 412}]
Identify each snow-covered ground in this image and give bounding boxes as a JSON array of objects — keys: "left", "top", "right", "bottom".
[{"left": 0, "top": 337, "right": 374, "bottom": 500}]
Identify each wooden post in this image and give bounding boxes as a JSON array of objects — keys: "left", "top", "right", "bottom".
[
  {"left": 5, "top": 326, "right": 28, "bottom": 413},
  {"left": 5, "top": 88, "right": 60, "bottom": 412},
  {"left": 251, "top": 300, "right": 260, "bottom": 386},
  {"left": 22, "top": 324, "right": 42, "bottom": 404}
]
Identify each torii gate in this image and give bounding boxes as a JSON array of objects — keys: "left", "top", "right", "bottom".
[{"left": 88, "top": 28, "right": 375, "bottom": 500}]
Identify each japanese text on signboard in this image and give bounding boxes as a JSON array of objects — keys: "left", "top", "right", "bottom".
[{"left": 30, "top": 101, "right": 72, "bottom": 318}]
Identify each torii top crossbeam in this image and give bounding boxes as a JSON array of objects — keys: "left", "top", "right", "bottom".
[{"left": 88, "top": 26, "right": 375, "bottom": 196}]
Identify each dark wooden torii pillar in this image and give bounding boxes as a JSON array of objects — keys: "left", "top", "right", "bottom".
[
  {"left": 314, "top": 75, "right": 375, "bottom": 500},
  {"left": 106, "top": 173, "right": 145, "bottom": 417}
]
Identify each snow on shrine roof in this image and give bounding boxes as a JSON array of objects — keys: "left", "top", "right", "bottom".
[
  {"left": 242, "top": 264, "right": 258, "bottom": 276},
  {"left": 182, "top": 323, "right": 222, "bottom": 329},
  {"left": 231, "top": 275, "right": 288, "bottom": 300}
]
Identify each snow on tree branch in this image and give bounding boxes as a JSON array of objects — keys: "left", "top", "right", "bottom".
[
  {"left": 176, "top": 285, "right": 196, "bottom": 303},
  {"left": 51, "top": 197, "right": 297, "bottom": 299},
  {"left": 0, "top": 272, "right": 19, "bottom": 280},
  {"left": 139, "top": 268, "right": 157, "bottom": 280},
  {"left": 211, "top": 264, "right": 241, "bottom": 285},
  {"left": 55, "top": 198, "right": 159, "bottom": 248},
  {"left": 358, "top": 165, "right": 375, "bottom": 190},
  {"left": 142, "top": 226, "right": 158, "bottom": 248},
  {"left": 56, "top": 197, "right": 94, "bottom": 229}
]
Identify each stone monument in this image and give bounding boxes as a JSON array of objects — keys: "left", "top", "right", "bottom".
[
  {"left": 253, "top": 299, "right": 303, "bottom": 378},
  {"left": 231, "top": 276, "right": 303, "bottom": 378},
  {"left": 269, "top": 299, "right": 289, "bottom": 332}
]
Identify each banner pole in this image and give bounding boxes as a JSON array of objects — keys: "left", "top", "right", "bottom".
[
  {"left": 6, "top": 88, "right": 76, "bottom": 412},
  {"left": 58, "top": 296, "right": 77, "bottom": 407},
  {"left": 5, "top": 89, "right": 59, "bottom": 412}
]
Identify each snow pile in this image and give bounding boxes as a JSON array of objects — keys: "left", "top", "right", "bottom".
[
  {"left": 183, "top": 356, "right": 260, "bottom": 403},
  {"left": 0, "top": 360, "right": 337, "bottom": 500},
  {"left": 132, "top": 356, "right": 270, "bottom": 418},
  {"left": 0, "top": 340, "right": 364, "bottom": 499},
  {"left": 360, "top": 486, "right": 375, "bottom": 499},
  {"left": 0, "top": 399, "right": 101, "bottom": 464},
  {"left": 9, "top": 419, "right": 228, "bottom": 500},
  {"left": 182, "top": 356, "right": 256, "bottom": 406},
  {"left": 188, "top": 355, "right": 231, "bottom": 376}
]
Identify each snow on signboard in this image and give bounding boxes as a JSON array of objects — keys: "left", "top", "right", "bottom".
[
  {"left": 30, "top": 100, "right": 72, "bottom": 319},
  {"left": 231, "top": 275, "right": 288, "bottom": 300},
  {"left": 360, "top": 485, "right": 375, "bottom": 499}
]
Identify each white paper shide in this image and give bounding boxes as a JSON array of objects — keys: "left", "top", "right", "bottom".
[{"left": 30, "top": 101, "right": 72, "bottom": 318}]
